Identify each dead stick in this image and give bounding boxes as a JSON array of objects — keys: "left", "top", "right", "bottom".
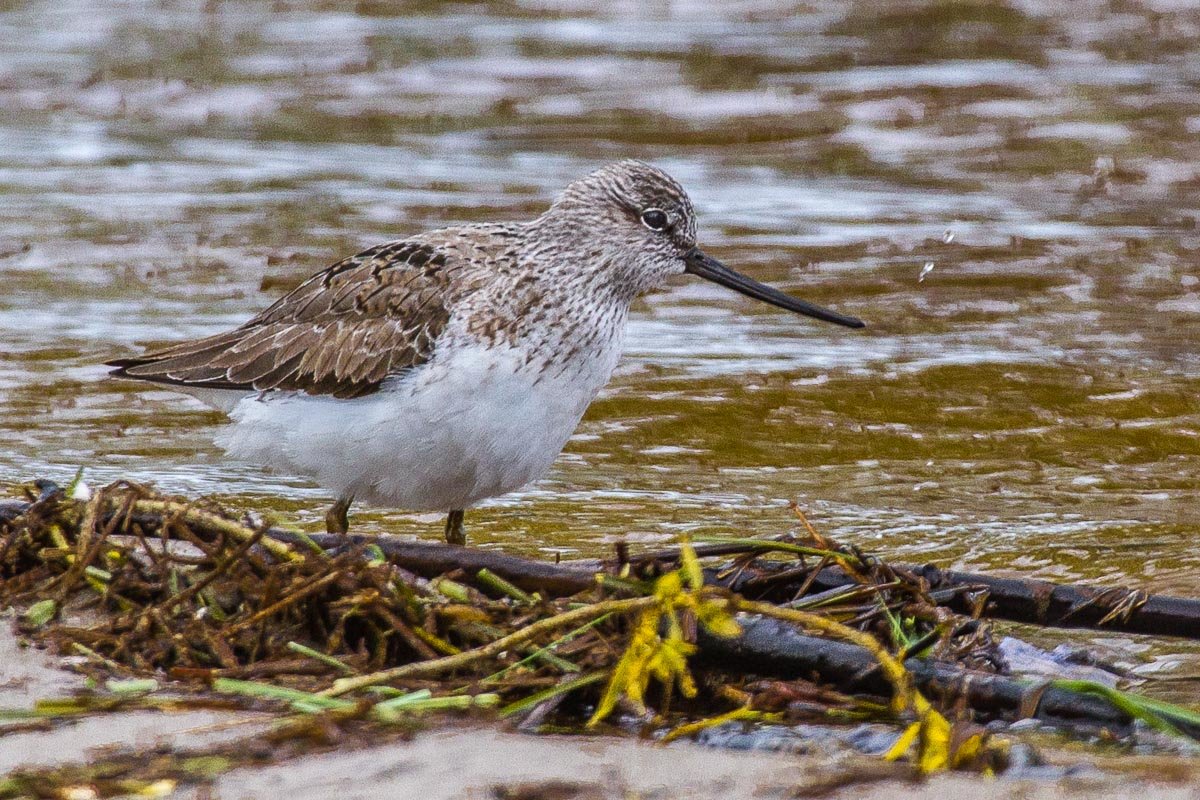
[
  {"left": 320, "top": 595, "right": 656, "bottom": 697},
  {"left": 131, "top": 500, "right": 299, "bottom": 563},
  {"left": 225, "top": 571, "right": 341, "bottom": 635},
  {"left": 154, "top": 524, "right": 270, "bottom": 614}
]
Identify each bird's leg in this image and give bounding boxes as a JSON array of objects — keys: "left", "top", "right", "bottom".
[
  {"left": 444, "top": 509, "right": 466, "bottom": 545},
  {"left": 324, "top": 494, "right": 354, "bottom": 535}
]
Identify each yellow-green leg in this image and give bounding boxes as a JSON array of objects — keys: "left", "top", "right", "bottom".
[
  {"left": 444, "top": 509, "right": 466, "bottom": 545},
  {"left": 325, "top": 494, "right": 353, "bottom": 535}
]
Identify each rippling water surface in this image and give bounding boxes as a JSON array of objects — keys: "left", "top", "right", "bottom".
[{"left": 2, "top": 0, "right": 1199, "bottom": 675}]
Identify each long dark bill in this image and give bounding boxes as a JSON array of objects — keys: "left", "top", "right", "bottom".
[{"left": 684, "top": 248, "right": 865, "bottom": 329}]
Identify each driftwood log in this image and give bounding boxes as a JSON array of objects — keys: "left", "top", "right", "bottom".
[
  {"left": 697, "top": 616, "right": 1200, "bottom": 739},
  {"left": 288, "top": 531, "right": 1200, "bottom": 641}
]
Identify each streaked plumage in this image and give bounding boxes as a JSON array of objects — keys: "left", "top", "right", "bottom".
[
  {"left": 110, "top": 233, "right": 505, "bottom": 399},
  {"left": 108, "top": 160, "right": 863, "bottom": 544}
]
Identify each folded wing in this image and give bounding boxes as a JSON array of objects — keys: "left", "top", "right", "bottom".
[{"left": 108, "top": 239, "right": 460, "bottom": 399}]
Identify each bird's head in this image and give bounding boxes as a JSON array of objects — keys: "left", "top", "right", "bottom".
[{"left": 542, "top": 160, "right": 864, "bottom": 329}]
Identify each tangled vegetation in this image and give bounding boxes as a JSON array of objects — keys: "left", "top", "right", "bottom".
[{"left": 2, "top": 478, "right": 1197, "bottom": 797}]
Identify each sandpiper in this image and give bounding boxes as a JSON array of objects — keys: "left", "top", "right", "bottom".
[{"left": 108, "top": 160, "right": 864, "bottom": 544}]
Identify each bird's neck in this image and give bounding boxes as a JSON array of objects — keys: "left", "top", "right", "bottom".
[
  {"left": 454, "top": 221, "right": 632, "bottom": 371},
  {"left": 520, "top": 215, "right": 639, "bottom": 306}
]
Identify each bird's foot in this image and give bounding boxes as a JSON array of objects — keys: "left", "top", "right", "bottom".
[
  {"left": 444, "top": 509, "right": 466, "bottom": 546},
  {"left": 325, "top": 495, "right": 353, "bottom": 535}
]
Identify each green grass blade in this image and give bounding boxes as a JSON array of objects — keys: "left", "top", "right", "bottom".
[
  {"left": 212, "top": 678, "right": 355, "bottom": 712},
  {"left": 1048, "top": 679, "right": 1200, "bottom": 738},
  {"left": 371, "top": 692, "right": 498, "bottom": 722},
  {"left": 105, "top": 678, "right": 159, "bottom": 695},
  {"left": 499, "top": 671, "right": 607, "bottom": 718},
  {"left": 691, "top": 536, "right": 862, "bottom": 565},
  {"left": 482, "top": 614, "right": 611, "bottom": 684},
  {"left": 286, "top": 641, "right": 356, "bottom": 675}
]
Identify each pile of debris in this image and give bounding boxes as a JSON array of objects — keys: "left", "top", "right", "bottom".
[{"left": 2, "top": 479, "right": 1199, "bottom": 797}]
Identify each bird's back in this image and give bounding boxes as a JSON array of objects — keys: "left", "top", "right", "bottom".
[{"left": 108, "top": 224, "right": 524, "bottom": 401}]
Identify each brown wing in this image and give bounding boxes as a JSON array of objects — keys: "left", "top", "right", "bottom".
[{"left": 108, "top": 238, "right": 462, "bottom": 399}]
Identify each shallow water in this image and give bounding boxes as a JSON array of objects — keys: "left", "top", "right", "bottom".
[{"left": 1, "top": 1, "right": 1199, "bottom": 669}]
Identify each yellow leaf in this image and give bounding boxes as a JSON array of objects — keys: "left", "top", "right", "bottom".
[
  {"left": 646, "top": 653, "right": 672, "bottom": 684},
  {"left": 882, "top": 695, "right": 959, "bottom": 774},
  {"left": 648, "top": 639, "right": 695, "bottom": 682},
  {"left": 884, "top": 721, "right": 920, "bottom": 762},
  {"left": 587, "top": 669, "right": 625, "bottom": 726},
  {"left": 136, "top": 780, "right": 177, "bottom": 798},
  {"left": 661, "top": 706, "right": 768, "bottom": 744},
  {"left": 588, "top": 539, "right": 715, "bottom": 728},
  {"left": 697, "top": 602, "right": 741, "bottom": 638},
  {"left": 679, "top": 537, "right": 704, "bottom": 591},
  {"left": 664, "top": 637, "right": 697, "bottom": 659},
  {"left": 588, "top": 608, "right": 661, "bottom": 726},
  {"left": 654, "top": 571, "right": 683, "bottom": 602},
  {"left": 593, "top": 651, "right": 650, "bottom": 723},
  {"left": 677, "top": 667, "right": 698, "bottom": 698},
  {"left": 952, "top": 731, "right": 984, "bottom": 767},
  {"left": 625, "top": 653, "right": 653, "bottom": 709},
  {"left": 916, "top": 709, "right": 953, "bottom": 774}
]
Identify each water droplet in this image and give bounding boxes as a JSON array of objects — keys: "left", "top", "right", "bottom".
[
  {"left": 942, "top": 229, "right": 954, "bottom": 244},
  {"left": 918, "top": 262, "right": 935, "bottom": 282}
]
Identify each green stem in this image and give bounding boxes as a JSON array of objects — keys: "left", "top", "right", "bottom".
[
  {"left": 481, "top": 613, "right": 612, "bottom": 684},
  {"left": 475, "top": 568, "right": 536, "bottom": 604},
  {"left": 499, "top": 672, "right": 608, "bottom": 718},
  {"left": 287, "top": 641, "right": 357, "bottom": 675}
]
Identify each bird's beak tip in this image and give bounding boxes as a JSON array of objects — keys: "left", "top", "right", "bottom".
[{"left": 684, "top": 248, "right": 865, "bottom": 330}]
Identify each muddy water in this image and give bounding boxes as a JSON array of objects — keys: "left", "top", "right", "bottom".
[{"left": 1, "top": 2, "right": 1199, "bottom": 674}]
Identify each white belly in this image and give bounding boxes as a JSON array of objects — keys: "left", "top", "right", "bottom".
[{"left": 216, "top": 340, "right": 621, "bottom": 511}]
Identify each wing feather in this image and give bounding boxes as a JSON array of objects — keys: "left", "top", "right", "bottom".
[{"left": 106, "top": 233, "right": 491, "bottom": 399}]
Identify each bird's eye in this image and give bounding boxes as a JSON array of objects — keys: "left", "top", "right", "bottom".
[{"left": 640, "top": 208, "right": 669, "bottom": 231}]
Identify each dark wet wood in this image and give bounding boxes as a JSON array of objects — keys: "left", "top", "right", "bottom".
[
  {"left": 696, "top": 615, "right": 1200, "bottom": 739},
  {"left": 717, "top": 561, "right": 1200, "bottom": 641}
]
